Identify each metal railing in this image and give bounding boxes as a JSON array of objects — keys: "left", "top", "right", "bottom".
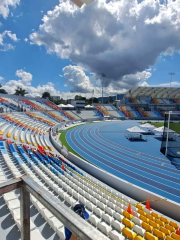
[{"left": 0, "top": 175, "right": 107, "bottom": 240}]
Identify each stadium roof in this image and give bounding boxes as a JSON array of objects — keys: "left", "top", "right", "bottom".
[{"left": 125, "top": 87, "right": 180, "bottom": 99}]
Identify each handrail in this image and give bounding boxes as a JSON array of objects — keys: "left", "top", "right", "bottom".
[{"left": 0, "top": 175, "right": 108, "bottom": 240}]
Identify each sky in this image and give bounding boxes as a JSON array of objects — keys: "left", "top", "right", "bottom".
[{"left": 0, "top": 0, "right": 180, "bottom": 98}]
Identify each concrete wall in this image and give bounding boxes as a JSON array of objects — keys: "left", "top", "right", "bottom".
[{"left": 68, "top": 152, "right": 180, "bottom": 221}]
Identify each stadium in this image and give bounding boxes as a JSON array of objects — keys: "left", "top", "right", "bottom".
[{"left": 0, "top": 86, "right": 180, "bottom": 240}]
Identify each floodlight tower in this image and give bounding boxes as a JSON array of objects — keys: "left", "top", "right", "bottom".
[
  {"left": 101, "top": 73, "right": 106, "bottom": 104},
  {"left": 169, "top": 73, "right": 175, "bottom": 88}
]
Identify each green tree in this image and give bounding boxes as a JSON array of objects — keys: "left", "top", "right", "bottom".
[
  {"left": 0, "top": 89, "right": 7, "bottom": 94},
  {"left": 14, "top": 87, "right": 28, "bottom": 96},
  {"left": 42, "top": 92, "right": 51, "bottom": 99}
]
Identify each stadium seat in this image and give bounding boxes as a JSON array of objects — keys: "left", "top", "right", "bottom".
[
  {"left": 171, "top": 233, "right": 180, "bottom": 240},
  {"left": 97, "top": 222, "right": 112, "bottom": 235},
  {"left": 109, "top": 230, "right": 125, "bottom": 240},
  {"left": 111, "top": 220, "right": 125, "bottom": 232},
  {"left": 160, "top": 226, "right": 171, "bottom": 236},
  {"left": 170, "top": 221, "right": 179, "bottom": 229},
  {"left": 144, "top": 232, "right": 158, "bottom": 240},
  {"left": 89, "top": 214, "right": 101, "bottom": 226},
  {"left": 122, "top": 218, "right": 135, "bottom": 229},
  {"left": 153, "top": 228, "right": 165, "bottom": 239},
  {"left": 122, "top": 227, "right": 137, "bottom": 240},
  {"left": 113, "top": 212, "right": 124, "bottom": 222},
  {"left": 123, "top": 211, "right": 133, "bottom": 220},
  {"left": 133, "top": 225, "right": 146, "bottom": 236},
  {"left": 142, "top": 222, "right": 153, "bottom": 232},
  {"left": 132, "top": 216, "right": 142, "bottom": 226},
  {"left": 165, "top": 224, "right": 176, "bottom": 232}
]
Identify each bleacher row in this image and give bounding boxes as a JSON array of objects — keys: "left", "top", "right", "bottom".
[
  {"left": 125, "top": 98, "right": 179, "bottom": 105},
  {"left": 0, "top": 97, "right": 179, "bottom": 240}
]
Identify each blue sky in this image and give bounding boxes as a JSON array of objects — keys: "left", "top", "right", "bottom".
[{"left": 0, "top": 0, "right": 180, "bottom": 98}]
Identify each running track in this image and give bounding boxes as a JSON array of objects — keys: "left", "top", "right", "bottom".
[{"left": 66, "top": 121, "right": 180, "bottom": 203}]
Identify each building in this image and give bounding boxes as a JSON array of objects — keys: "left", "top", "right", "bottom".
[
  {"left": 71, "top": 100, "right": 85, "bottom": 109},
  {"left": 51, "top": 96, "right": 60, "bottom": 101}
]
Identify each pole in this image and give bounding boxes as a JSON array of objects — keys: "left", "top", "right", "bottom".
[
  {"left": 169, "top": 73, "right": 175, "bottom": 88},
  {"left": 101, "top": 73, "right": 106, "bottom": 105},
  {"left": 165, "top": 111, "right": 171, "bottom": 156}
]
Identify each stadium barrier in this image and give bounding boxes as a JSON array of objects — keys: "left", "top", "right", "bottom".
[{"left": 0, "top": 175, "right": 107, "bottom": 240}]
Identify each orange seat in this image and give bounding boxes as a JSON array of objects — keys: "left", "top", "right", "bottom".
[
  {"left": 122, "top": 227, "right": 137, "bottom": 240},
  {"left": 170, "top": 221, "right": 179, "bottom": 230},
  {"left": 160, "top": 226, "right": 171, "bottom": 236},
  {"left": 165, "top": 236, "right": 175, "bottom": 240},
  {"left": 165, "top": 224, "right": 176, "bottom": 232},
  {"left": 135, "top": 236, "right": 145, "bottom": 240},
  {"left": 171, "top": 232, "right": 180, "bottom": 240},
  {"left": 149, "top": 220, "right": 159, "bottom": 229},
  {"left": 144, "top": 232, "right": 158, "bottom": 240},
  {"left": 155, "top": 218, "right": 165, "bottom": 226},
  {"left": 136, "top": 205, "right": 144, "bottom": 210},
  {"left": 146, "top": 214, "right": 155, "bottom": 221},
  {"left": 138, "top": 209, "right": 147, "bottom": 216},
  {"left": 142, "top": 222, "right": 153, "bottom": 232},
  {"left": 151, "top": 212, "right": 160, "bottom": 218},
  {"left": 122, "top": 218, "right": 135, "bottom": 229},
  {"left": 160, "top": 216, "right": 169, "bottom": 224},
  {"left": 153, "top": 228, "right": 165, "bottom": 239},
  {"left": 123, "top": 211, "right": 133, "bottom": 220},
  {"left": 139, "top": 215, "right": 149, "bottom": 223}
]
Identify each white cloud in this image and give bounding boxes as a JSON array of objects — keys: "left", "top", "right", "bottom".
[
  {"left": 30, "top": 0, "right": 180, "bottom": 92},
  {"left": 157, "top": 81, "right": 180, "bottom": 87},
  {"left": 0, "top": 0, "right": 20, "bottom": 19},
  {"left": 0, "top": 30, "right": 19, "bottom": 51},
  {"left": 63, "top": 65, "right": 93, "bottom": 93},
  {"left": 0, "top": 76, "right": 4, "bottom": 81},
  {"left": 59, "top": 74, "right": 63, "bottom": 77},
  {"left": 24, "top": 38, "right": 28, "bottom": 42}
]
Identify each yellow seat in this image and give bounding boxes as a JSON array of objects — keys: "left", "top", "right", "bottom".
[
  {"left": 135, "top": 236, "right": 145, "bottom": 240},
  {"left": 21, "top": 140, "right": 25, "bottom": 143},
  {"left": 146, "top": 214, "right": 155, "bottom": 221},
  {"left": 151, "top": 212, "right": 160, "bottom": 219},
  {"left": 123, "top": 211, "right": 133, "bottom": 220},
  {"left": 170, "top": 221, "right": 179, "bottom": 229},
  {"left": 139, "top": 215, "right": 149, "bottom": 223},
  {"left": 171, "top": 233, "right": 180, "bottom": 240},
  {"left": 142, "top": 222, "right": 153, "bottom": 232},
  {"left": 161, "top": 216, "right": 169, "bottom": 224},
  {"left": 0, "top": 130, "right": 4, "bottom": 135},
  {"left": 122, "top": 218, "right": 134, "bottom": 229},
  {"left": 165, "top": 236, "right": 175, "bottom": 240},
  {"left": 138, "top": 210, "right": 147, "bottom": 216},
  {"left": 136, "top": 205, "right": 144, "bottom": 210},
  {"left": 7, "top": 132, "right": 11, "bottom": 138},
  {"left": 149, "top": 220, "right": 159, "bottom": 229},
  {"left": 144, "top": 232, "right": 158, "bottom": 240},
  {"left": 155, "top": 218, "right": 165, "bottom": 226},
  {"left": 160, "top": 226, "right": 171, "bottom": 236},
  {"left": 14, "top": 136, "right": 17, "bottom": 140},
  {"left": 153, "top": 228, "right": 165, "bottom": 239},
  {"left": 165, "top": 224, "right": 175, "bottom": 232},
  {"left": 33, "top": 143, "right": 37, "bottom": 147},
  {"left": 122, "top": 227, "right": 137, "bottom": 240}
]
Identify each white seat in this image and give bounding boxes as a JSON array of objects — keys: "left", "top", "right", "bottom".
[
  {"left": 105, "top": 206, "right": 114, "bottom": 216},
  {"left": 93, "top": 207, "right": 103, "bottom": 217},
  {"left": 48, "top": 216, "right": 63, "bottom": 231},
  {"left": 97, "top": 201, "right": 105, "bottom": 211},
  {"left": 115, "top": 206, "right": 123, "bottom": 214},
  {"left": 3, "top": 192, "right": 17, "bottom": 202},
  {"left": 97, "top": 222, "right": 112, "bottom": 235},
  {"left": 56, "top": 226, "right": 66, "bottom": 240},
  {"left": 132, "top": 216, "right": 142, "bottom": 226},
  {"left": 89, "top": 214, "right": 101, "bottom": 227},
  {"left": 102, "top": 213, "right": 113, "bottom": 225},
  {"left": 31, "top": 229, "right": 45, "bottom": 240},
  {"left": 109, "top": 230, "right": 125, "bottom": 240},
  {"left": 7, "top": 199, "right": 20, "bottom": 210},
  {"left": 113, "top": 212, "right": 124, "bottom": 222},
  {"left": 111, "top": 220, "right": 125, "bottom": 232},
  {"left": 133, "top": 225, "right": 146, "bottom": 236},
  {"left": 79, "top": 195, "right": 86, "bottom": 206}
]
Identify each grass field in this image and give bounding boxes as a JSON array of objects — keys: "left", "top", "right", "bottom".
[{"left": 141, "top": 122, "right": 180, "bottom": 134}]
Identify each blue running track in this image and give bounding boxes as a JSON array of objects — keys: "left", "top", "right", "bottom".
[{"left": 66, "top": 121, "right": 180, "bottom": 203}]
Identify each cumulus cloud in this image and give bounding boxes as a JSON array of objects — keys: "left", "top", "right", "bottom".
[
  {"left": 0, "top": 76, "right": 4, "bottom": 81},
  {"left": 157, "top": 81, "right": 180, "bottom": 87},
  {"left": 0, "top": 0, "right": 20, "bottom": 19},
  {"left": 63, "top": 65, "right": 93, "bottom": 93},
  {"left": 0, "top": 30, "right": 19, "bottom": 51},
  {"left": 30, "top": 0, "right": 180, "bottom": 92}
]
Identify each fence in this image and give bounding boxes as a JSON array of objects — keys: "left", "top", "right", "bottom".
[{"left": 0, "top": 175, "right": 108, "bottom": 240}]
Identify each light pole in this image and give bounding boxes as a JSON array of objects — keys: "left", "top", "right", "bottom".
[
  {"left": 165, "top": 111, "right": 172, "bottom": 157},
  {"left": 101, "top": 73, "right": 106, "bottom": 104},
  {"left": 169, "top": 73, "right": 175, "bottom": 88},
  {"left": 92, "top": 89, "right": 94, "bottom": 106}
]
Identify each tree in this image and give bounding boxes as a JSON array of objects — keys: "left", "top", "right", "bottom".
[
  {"left": 14, "top": 87, "right": 28, "bottom": 96},
  {"left": 109, "top": 96, "right": 114, "bottom": 103},
  {"left": 0, "top": 84, "right": 2, "bottom": 88},
  {"left": 0, "top": 89, "right": 7, "bottom": 94},
  {"left": 42, "top": 92, "right": 51, "bottom": 99}
]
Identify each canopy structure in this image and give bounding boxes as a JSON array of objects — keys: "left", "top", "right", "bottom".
[
  {"left": 153, "top": 126, "right": 175, "bottom": 133},
  {"left": 85, "top": 105, "right": 93, "bottom": 108},
  {"left": 66, "top": 104, "right": 74, "bottom": 108},
  {"left": 70, "top": 0, "right": 95, "bottom": 8},
  {"left": 58, "top": 104, "right": 66, "bottom": 108},
  {"left": 127, "top": 126, "right": 146, "bottom": 133},
  {"left": 140, "top": 123, "right": 155, "bottom": 128}
]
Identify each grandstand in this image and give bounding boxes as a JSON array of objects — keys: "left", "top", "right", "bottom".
[{"left": 0, "top": 92, "right": 180, "bottom": 240}]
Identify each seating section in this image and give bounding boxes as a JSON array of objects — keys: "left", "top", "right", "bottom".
[
  {"left": 95, "top": 105, "right": 114, "bottom": 116},
  {"left": 120, "top": 106, "right": 134, "bottom": 117},
  {"left": 1, "top": 138, "right": 179, "bottom": 240}
]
